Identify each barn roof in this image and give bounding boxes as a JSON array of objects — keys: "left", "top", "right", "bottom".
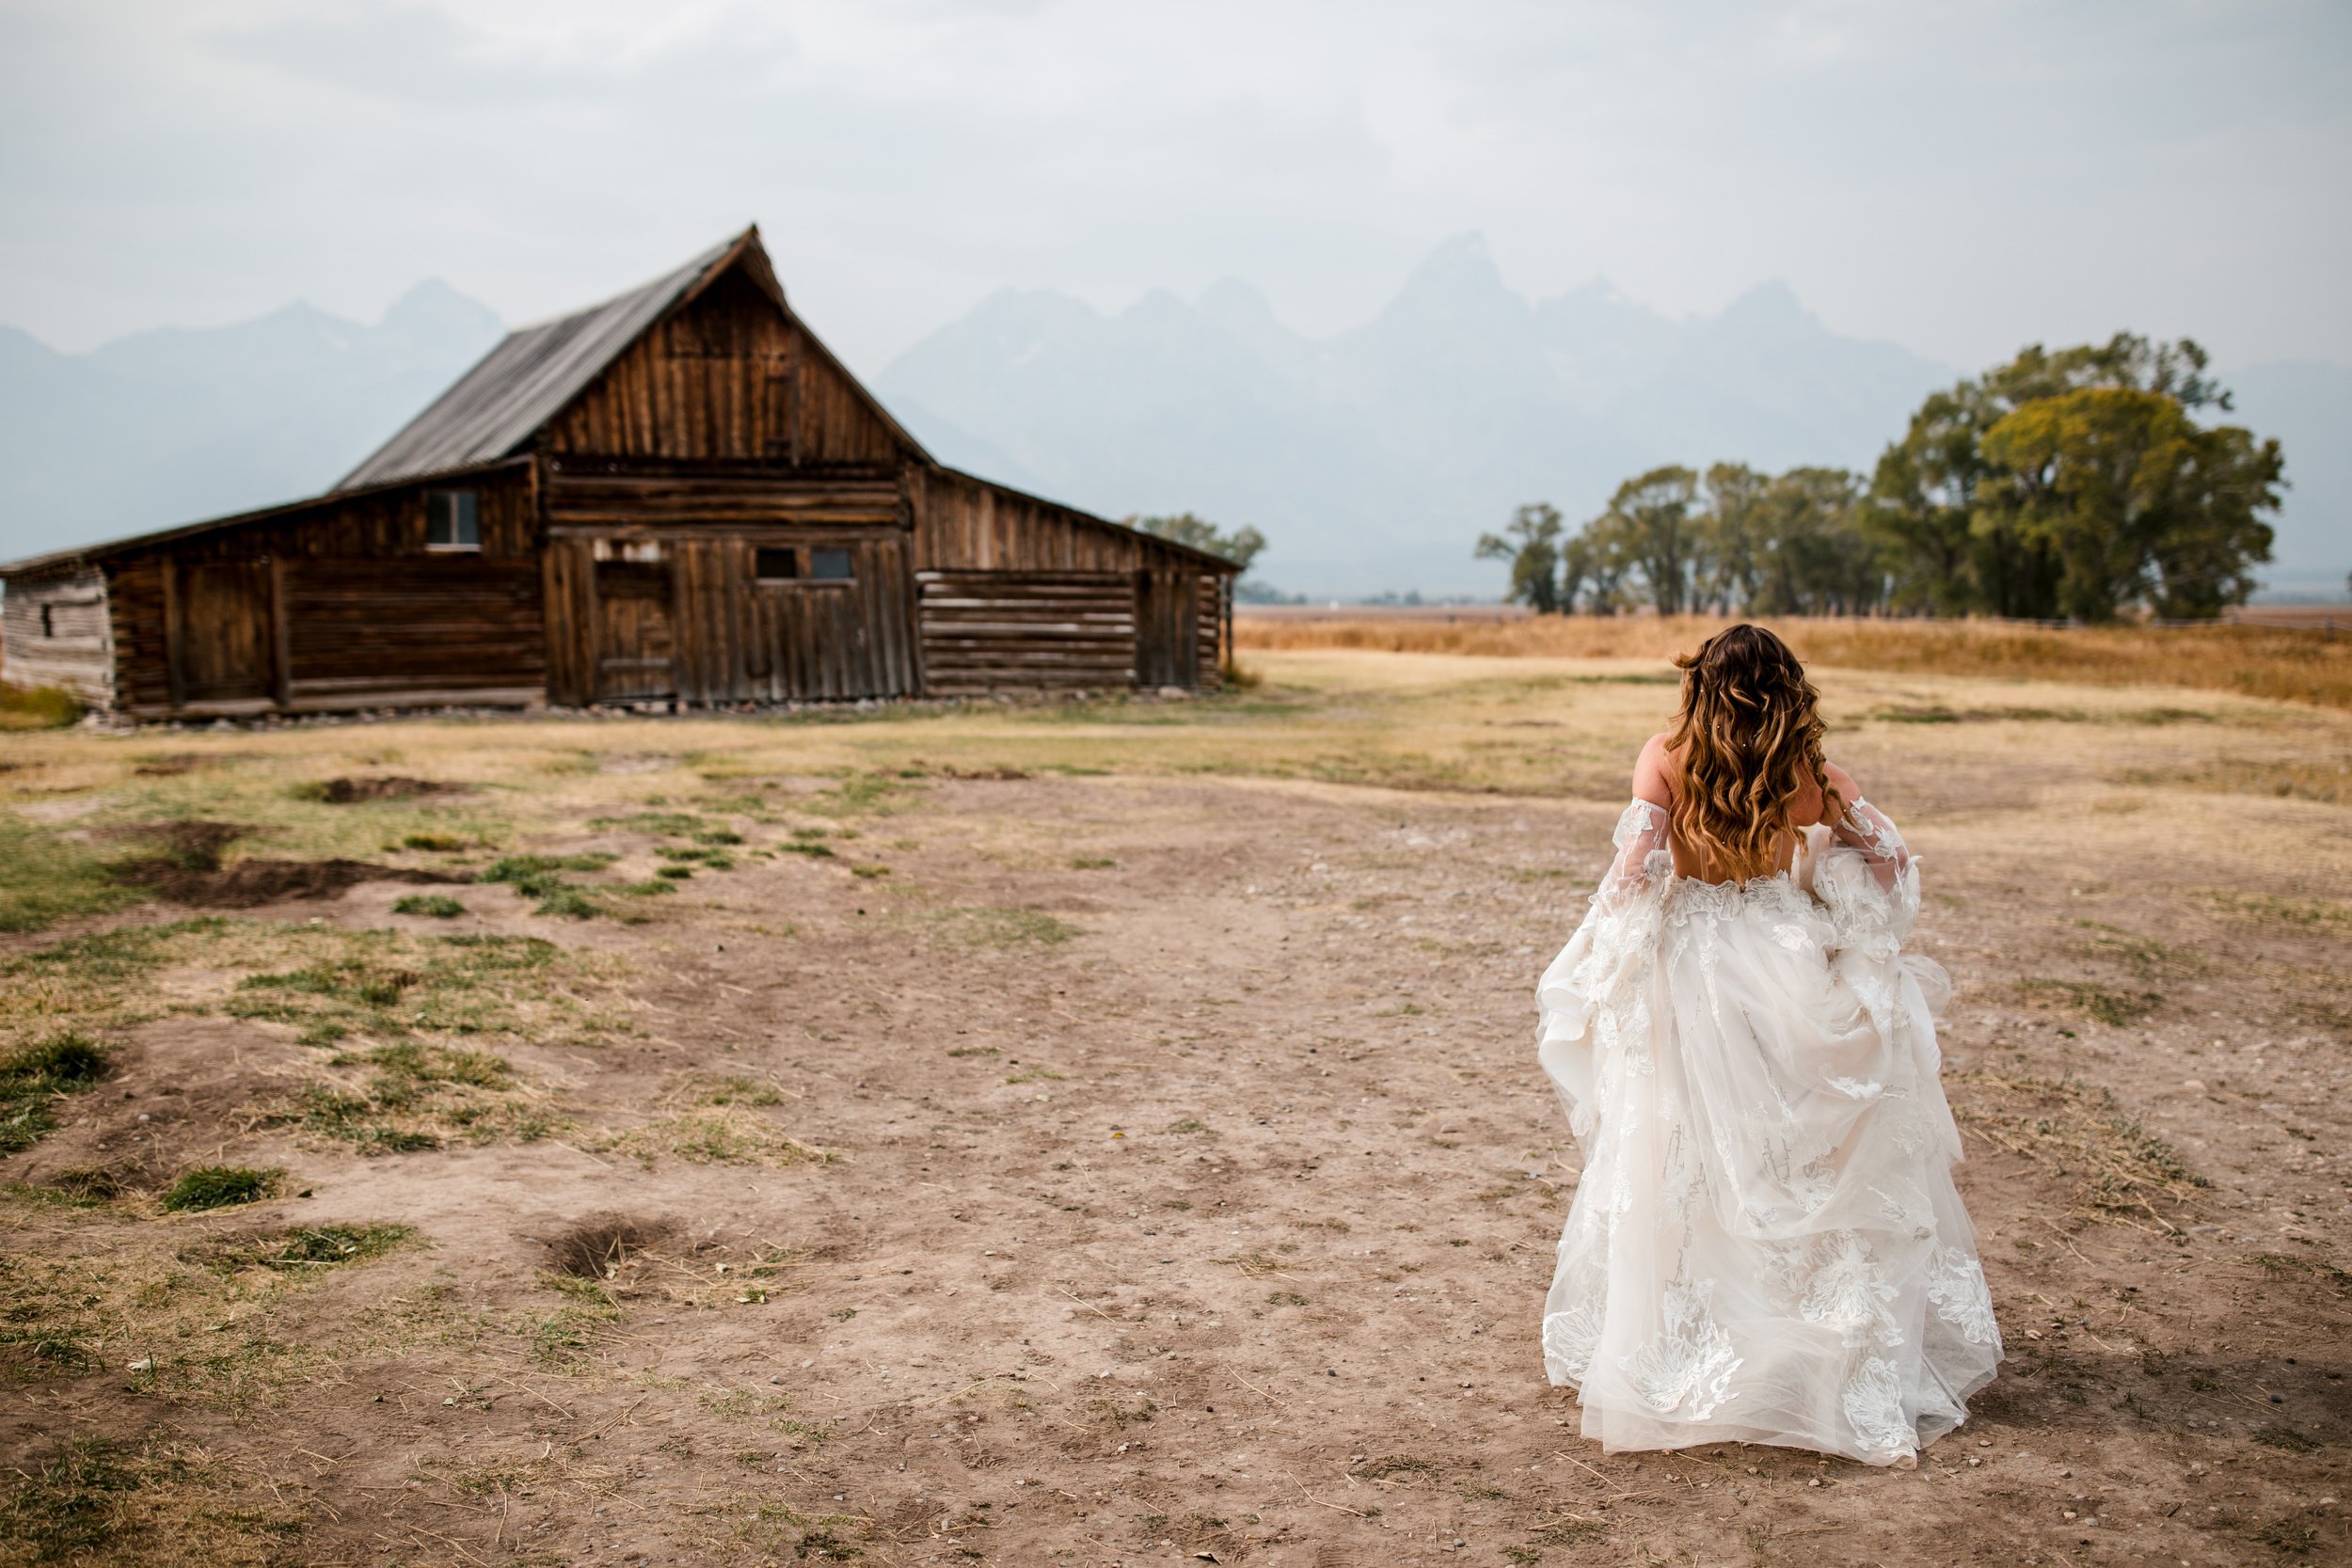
[{"left": 336, "top": 226, "right": 928, "bottom": 489}]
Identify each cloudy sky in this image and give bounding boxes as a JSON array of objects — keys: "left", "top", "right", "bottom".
[{"left": 3, "top": 0, "right": 2346, "bottom": 374}]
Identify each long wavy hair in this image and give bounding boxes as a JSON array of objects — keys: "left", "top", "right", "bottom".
[{"left": 1666, "top": 625, "right": 1838, "bottom": 880}]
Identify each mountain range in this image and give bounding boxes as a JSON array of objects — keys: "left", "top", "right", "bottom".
[{"left": 1, "top": 236, "right": 2342, "bottom": 597}]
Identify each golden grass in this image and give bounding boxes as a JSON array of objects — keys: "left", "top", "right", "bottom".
[{"left": 1235, "top": 614, "right": 2352, "bottom": 711}]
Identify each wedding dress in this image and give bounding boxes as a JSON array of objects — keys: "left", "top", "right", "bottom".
[{"left": 1535, "top": 798, "right": 2002, "bottom": 1465}]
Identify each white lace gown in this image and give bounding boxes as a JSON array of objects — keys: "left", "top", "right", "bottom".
[{"left": 1535, "top": 799, "right": 2002, "bottom": 1465}]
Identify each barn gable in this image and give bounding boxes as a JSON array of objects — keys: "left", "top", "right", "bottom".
[{"left": 340, "top": 228, "right": 924, "bottom": 487}]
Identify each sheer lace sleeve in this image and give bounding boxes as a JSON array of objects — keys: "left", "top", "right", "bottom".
[
  {"left": 1804, "top": 798, "right": 1923, "bottom": 958},
  {"left": 1535, "top": 800, "right": 1672, "bottom": 1143}
]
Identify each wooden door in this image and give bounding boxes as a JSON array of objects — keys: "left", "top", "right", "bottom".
[
  {"left": 171, "top": 559, "right": 276, "bottom": 705},
  {"left": 594, "top": 560, "right": 676, "bottom": 700},
  {"left": 1134, "top": 569, "right": 1199, "bottom": 689}
]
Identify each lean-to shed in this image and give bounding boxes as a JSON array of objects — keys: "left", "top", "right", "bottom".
[{"left": 0, "top": 228, "right": 1238, "bottom": 717}]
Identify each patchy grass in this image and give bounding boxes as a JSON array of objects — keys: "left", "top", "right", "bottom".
[
  {"left": 2015, "top": 978, "right": 2165, "bottom": 1027},
  {"left": 389, "top": 893, "right": 467, "bottom": 918},
  {"left": 803, "top": 769, "right": 923, "bottom": 817},
  {"left": 2121, "top": 758, "right": 2351, "bottom": 805},
  {"left": 530, "top": 1271, "right": 624, "bottom": 1369},
  {"left": 1949, "top": 1071, "right": 2205, "bottom": 1227},
  {"left": 0, "top": 816, "right": 144, "bottom": 933},
  {"left": 921, "top": 906, "right": 1081, "bottom": 947},
  {"left": 186, "top": 1223, "right": 414, "bottom": 1274},
  {"left": 0, "top": 684, "right": 84, "bottom": 730},
  {"left": 599, "top": 1108, "right": 829, "bottom": 1168},
  {"left": 0, "top": 1434, "right": 306, "bottom": 1565},
  {"left": 223, "top": 928, "right": 603, "bottom": 1047},
  {"left": 2197, "top": 889, "right": 2352, "bottom": 936},
  {"left": 0, "top": 1031, "right": 111, "bottom": 1153},
  {"left": 2, "top": 920, "right": 617, "bottom": 1060},
  {"left": 159, "top": 1166, "right": 281, "bottom": 1212},
  {"left": 270, "top": 1037, "right": 563, "bottom": 1154}
]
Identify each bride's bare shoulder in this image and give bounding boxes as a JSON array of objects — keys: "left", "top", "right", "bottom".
[{"left": 1631, "top": 732, "right": 1676, "bottom": 809}]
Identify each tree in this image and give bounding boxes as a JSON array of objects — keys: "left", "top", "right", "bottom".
[
  {"left": 1750, "top": 467, "right": 1877, "bottom": 615},
  {"left": 1475, "top": 503, "right": 1566, "bottom": 613},
  {"left": 1979, "top": 388, "right": 2280, "bottom": 621},
  {"left": 1697, "top": 463, "right": 1769, "bottom": 613},
  {"left": 1124, "top": 513, "right": 1267, "bottom": 573},
  {"left": 1597, "top": 466, "right": 1703, "bottom": 614},
  {"left": 1867, "top": 333, "right": 2280, "bottom": 620}
]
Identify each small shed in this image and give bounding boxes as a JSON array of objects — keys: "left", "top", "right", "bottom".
[{"left": 0, "top": 228, "right": 1238, "bottom": 717}]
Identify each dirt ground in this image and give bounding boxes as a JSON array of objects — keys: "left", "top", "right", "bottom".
[{"left": 1, "top": 649, "right": 2347, "bottom": 1566}]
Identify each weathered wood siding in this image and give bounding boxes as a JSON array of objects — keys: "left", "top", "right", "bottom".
[
  {"left": 103, "top": 467, "right": 545, "bottom": 717},
  {"left": 916, "top": 571, "right": 1136, "bottom": 694},
  {"left": 1196, "top": 573, "right": 1228, "bottom": 690},
  {"left": 913, "top": 467, "right": 1157, "bottom": 573},
  {"left": 0, "top": 568, "right": 113, "bottom": 703},
  {"left": 539, "top": 464, "right": 919, "bottom": 705},
  {"left": 544, "top": 528, "right": 918, "bottom": 705},
  {"left": 543, "top": 265, "right": 900, "bottom": 467}
]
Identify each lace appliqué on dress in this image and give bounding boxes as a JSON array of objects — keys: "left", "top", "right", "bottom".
[
  {"left": 1925, "top": 1247, "right": 2001, "bottom": 1346},
  {"left": 1617, "top": 1279, "right": 1742, "bottom": 1419},
  {"left": 1840, "top": 1355, "right": 1915, "bottom": 1458},
  {"left": 1798, "top": 1231, "right": 1902, "bottom": 1350},
  {"left": 1543, "top": 1299, "right": 1605, "bottom": 1385}
]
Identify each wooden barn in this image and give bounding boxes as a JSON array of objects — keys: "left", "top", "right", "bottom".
[{"left": 0, "top": 228, "right": 1238, "bottom": 719}]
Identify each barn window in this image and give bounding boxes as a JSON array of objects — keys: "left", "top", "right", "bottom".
[
  {"left": 40, "top": 605, "right": 55, "bottom": 637},
  {"left": 754, "top": 547, "right": 798, "bottom": 582},
  {"left": 426, "top": 489, "right": 481, "bottom": 550},
  {"left": 810, "top": 547, "right": 854, "bottom": 581}
]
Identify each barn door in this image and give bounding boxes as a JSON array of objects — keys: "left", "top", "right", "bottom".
[
  {"left": 593, "top": 556, "right": 676, "bottom": 701},
  {"left": 1134, "top": 569, "right": 1199, "bottom": 689},
  {"left": 170, "top": 559, "right": 277, "bottom": 706}
]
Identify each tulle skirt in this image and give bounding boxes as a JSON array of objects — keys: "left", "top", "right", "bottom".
[{"left": 1535, "top": 865, "right": 2002, "bottom": 1465}]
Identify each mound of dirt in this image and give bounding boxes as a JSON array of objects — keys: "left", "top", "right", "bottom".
[
  {"left": 116, "top": 857, "right": 467, "bottom": 909},
  {"left": 543, "top": 1215, "right": 673, "bottom": 1278},
  {"left": 313, "top": 776, "right": 467, "bottom": 804}
]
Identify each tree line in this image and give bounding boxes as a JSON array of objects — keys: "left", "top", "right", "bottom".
[{"left": 1478, "top": 334, "right": 2287, "bottom": 622}]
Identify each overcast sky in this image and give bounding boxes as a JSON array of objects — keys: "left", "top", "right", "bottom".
[{"left": 3, "top": 0, "right": 2346, "bottom": 375}]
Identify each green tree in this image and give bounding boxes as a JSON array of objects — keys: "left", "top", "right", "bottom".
[
  {"left": 1748, "top": 467, "right": 1879, "bottom": 615},
  {"left": 1597, "top": 466, "right": 1703, "bottom": 614},
  {"left": 1867, "top": 333, "right": 2280, "bottom": 620},
  {"left": 1697, "top": 462, "right": 1769, "bottom": 613},
  {"left": 1124, "top": 513, "right": 1267, "bottom": 573},
  {"left": 1979, "top": 388, "right": 2281, "bottom": 622},
  {"left": 1475, "top": 503, "right": 1566, "bottom": 613}
]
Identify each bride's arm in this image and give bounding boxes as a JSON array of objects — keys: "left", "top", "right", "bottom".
[
  {"left": 1588, "top": 734, "right": 1676, "bottom": 916},
  {"left": 1820, "top": 761, "right": 1912, "bottom": 893}
]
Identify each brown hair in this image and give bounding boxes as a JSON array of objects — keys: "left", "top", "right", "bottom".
[{"left": 1666, "top": 624, "right": 1838, "bottom": 880}]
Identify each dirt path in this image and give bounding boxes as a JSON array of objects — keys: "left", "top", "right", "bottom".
[{"left": 5, "top": 753, "right": 2346, "bottom": 1566}]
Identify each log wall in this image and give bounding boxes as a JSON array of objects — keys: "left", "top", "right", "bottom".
[
  {"left": 916, "top": 571, "right": 1136, "bottom": 694},
  {"left": 0, "top": 567, "right": 112, "bottom": 703}
]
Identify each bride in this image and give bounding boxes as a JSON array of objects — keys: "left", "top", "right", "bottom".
[{"left": 1535, "top": 625, "right": 2002, "bottom": 1466}]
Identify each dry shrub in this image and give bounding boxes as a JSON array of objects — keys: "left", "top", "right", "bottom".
[{"left": 1235, "top": 613, "right": 2352, "bottom": 711}]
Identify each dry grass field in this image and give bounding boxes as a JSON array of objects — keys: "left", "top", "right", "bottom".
[
  {"left": 1237, "top": 612, "right": 2352, "bottom": 714},
  {"left": 1, "top": 636, "right": 2347, "bottom": 1567}
]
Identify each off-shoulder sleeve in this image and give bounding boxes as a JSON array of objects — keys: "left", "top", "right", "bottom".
[
  {"left": 1535, "top": 800, "right": 1671, "bottom": 1143},
  {"left": 1805, "top": 798, "right": 1923, "bottom": 958}
]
